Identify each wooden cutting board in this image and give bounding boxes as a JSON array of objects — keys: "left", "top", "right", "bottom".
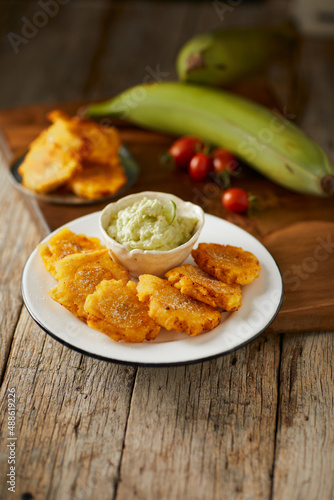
[{"left": 1, "top": 98, "right": 334, "bottom": 334}]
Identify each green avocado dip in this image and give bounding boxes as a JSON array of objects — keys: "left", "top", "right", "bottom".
[{"left": 107, "top": 197, "right": 198, "bottom": 251}]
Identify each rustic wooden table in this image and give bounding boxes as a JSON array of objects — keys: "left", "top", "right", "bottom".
[{"left": 0, "top": 1, "right": 333, "bottom": 499}]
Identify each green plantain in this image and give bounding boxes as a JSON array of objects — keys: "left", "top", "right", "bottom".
[
  {"left": 176, "top": 24, "right": 298, "bottom": 87},
  {"left": 86, "top": 82, "right": 334, "bottom": 197}
]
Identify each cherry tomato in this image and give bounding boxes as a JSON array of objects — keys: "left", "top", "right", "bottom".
[
  {"left": 222, "top": 188, "right": 249, "bottom": 213},
  {"left": 168, "top": 136, "right": 205, "bottom": 169},
  {"left": 189, "top": 153, "right": 212, "bottom": 181},
  {"left": 212, "top": 148, "right": 238, "bottom": 174}
]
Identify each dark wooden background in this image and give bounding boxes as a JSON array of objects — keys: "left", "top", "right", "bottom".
[
  {"left": 0, "top": 1, "right": 333, "bottom": 500},
  {"left": 0, "top": 0, "right": 297, "bottom": 108}
]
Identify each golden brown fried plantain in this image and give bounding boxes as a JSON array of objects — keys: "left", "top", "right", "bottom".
[
  {"left": 67, "top": 160, "right": 127, "bottom": 200},
  {"left": 38, "top": 227, "right": 104, "bottom": 277},
  {"left": 69, "top": 116, "right": 121, "bottom": 164},
  {"left": 47, "top": 110, "right": 72, "bottom": 124},
  {"left": 49, "top": 249, "right": 130, "bottom": 321},
  {"left": 18, "top": 142, "right": 82, "bottom": 193},
  {"left": 84, "top": 280, "right": 160, "bottom": 343},
  {"left": 137, "top": 274, "right": 221, "bottom": 336},
  {"left": 47, "top": 110, "right": 120, "bottom": 163},
  {"left": 19, "top": 109, "right": 125, "bottom": 198},
  {"left": 165, "top": 264, "right": 242, "bottom": 311},
  {"left": 19, "top": 110, "right": 86, "bottom": 193},
  {"left": 46, "top": 110, "right": 86, "bottom": 154},
  {"left": 192, "top": 243, "right": 261, "bottom": 285}
]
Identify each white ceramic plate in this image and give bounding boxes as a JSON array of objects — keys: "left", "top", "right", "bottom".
[{"left": 22, "top": 212, "right": 283, "bottom": 366}]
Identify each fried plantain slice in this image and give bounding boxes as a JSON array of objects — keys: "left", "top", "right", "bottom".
[
  {"left": 38, "top": 227, "right": 104, "bottom": 277},
  {"left": 46, "top": 110, "right": 85, "bottom": 154},
  {"left": 84, "top": 280, "right": 160, "bottom": 343},
  {"left": 165, "top": 264, "right": 242, "bottom": 311},
  {"left": 47, "top": 110, "right": 72, "bottom": 124},
  {"left": 48, "top": 111, "right": 121, "bottom": 165},
  {"left": 18, "top": 142, "right": 82, "bottom": 193},
  {"left": 69, "top": 116, "right": 121, "bottom": 164},
  {"left": 19, "top": 110, "right": 124, "bottom": 197},
  {"left": 49, "top": 249, "right": 130, "bottom": 321},
  {"left": 19, "top": 111, "right": 85, "bottom": 193},
  {"left": 67, "top": 160, "right": 127, "bottom": 200},
  {"left": 192, "top": 243, "right": 261, "bottom": 285},
  {"left": 137, "top": 274, "right": 221, "bottom": 336}
]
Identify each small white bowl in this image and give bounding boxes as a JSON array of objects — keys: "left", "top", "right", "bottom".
[{"left": 99, "top": 191, "right": 205, "bottom": 277}]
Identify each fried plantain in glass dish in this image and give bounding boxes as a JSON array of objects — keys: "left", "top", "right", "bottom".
[{"left": 18, "top": 110, "right": 126, "bottom": 199}]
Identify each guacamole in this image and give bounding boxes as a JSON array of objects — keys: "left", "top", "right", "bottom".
[{"left": 107, "top": 197, "right": 198, "bottom": 251}]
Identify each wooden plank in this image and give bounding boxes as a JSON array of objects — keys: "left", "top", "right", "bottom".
[
  {"left": 272, "top": 332, "right": 334, "bottom": 500},
  {"left": 115, "top": 334, "right": 280, "bottom": 500},
  {"left": 0, "top": 306, "right": 137, "bottom": 500},
  {"left": 0, "top": 0, "right": 295, "bottom": 109},
  {"left": 0, "top": 3, "right": 146, "bottom": 496},
  {"left": 0, "top": 153, "right": 42, "bottom": 382},
  {"left": 271, "top": 31, "right": 334, "bottom": 499},
  {"left": 264, "top": 221, "right": 334, "bottom": 334},
  {"left": 298, "top": 39, "right": 334, "bottom": 156},
  {"left": 0, "top": 0, "right": 111, "bottom": 107},
  {"left": 92, "top": 1, "right": 189, "bottom": 98}
]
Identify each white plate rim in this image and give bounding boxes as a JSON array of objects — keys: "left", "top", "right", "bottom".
[{"left": 21, "top": 212, "right": 284, "bottom": 366}]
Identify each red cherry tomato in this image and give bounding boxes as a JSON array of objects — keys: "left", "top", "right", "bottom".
[
  {"left": 212, "top": 148, "right": 238, "bottom": 174},
  {"left": 189, "top": 153, "right": 212, "bottom": 181},
  {"left": 168, "top": 136, "right": 205, "bottom": 169},
  {"left": 222, "top": 188, "right": 249, "bottom": 213}
]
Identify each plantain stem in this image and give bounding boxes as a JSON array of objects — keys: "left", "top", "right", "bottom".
[
  {"left": 186, "top": 53, "right": 205, "bottom": 72},
  {"left": 321, "top": 175, "right": 334, "bottom": 197}
]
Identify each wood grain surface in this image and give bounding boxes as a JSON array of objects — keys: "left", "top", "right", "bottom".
[{"left": 0, "top": 1, "right": 333, "bottom": 500}]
